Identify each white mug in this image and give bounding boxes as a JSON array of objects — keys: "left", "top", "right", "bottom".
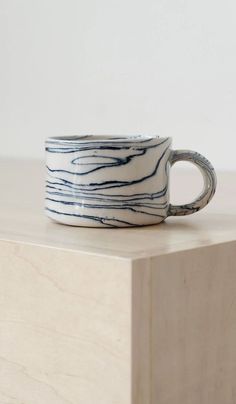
[{"left": 45, "top": 135, "right": 216, "bottom": 227}]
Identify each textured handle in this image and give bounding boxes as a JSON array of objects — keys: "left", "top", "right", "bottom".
[{"left": 168, "top": 150, "right": 217, "bottom": 216}]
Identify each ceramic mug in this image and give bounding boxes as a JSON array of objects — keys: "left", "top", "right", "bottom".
[{"left": 45, "top": 135, "right": 216, "bottom": 227}]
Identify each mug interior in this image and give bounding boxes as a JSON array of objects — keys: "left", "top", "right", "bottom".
[{"left": 46, "top": 134, "right": 165, "bottom": 144}]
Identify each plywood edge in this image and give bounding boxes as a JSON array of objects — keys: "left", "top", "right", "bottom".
[
  {"left": 0, "top": 238, "right": 134, "bottom": 262},
  {"left": 131, "top": 238, "right": 236, "bottom": 261}
]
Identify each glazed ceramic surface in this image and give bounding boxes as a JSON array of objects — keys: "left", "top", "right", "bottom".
[{"left": 45, "top": 135, "right": 216, "bottom": 227}]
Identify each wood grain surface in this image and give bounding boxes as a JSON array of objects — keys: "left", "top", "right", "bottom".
[
  {"left": 0, "top": 159, "right": 236, "bottom": 404},
  {"left": 0, "top": 159, "right": 235, "bottom": 259},
  {"left": 151, "top": 242, "right": 236, "bottom": 404},
  {"left": 0, "top": 241, "right": 132, "bottom": 404}
]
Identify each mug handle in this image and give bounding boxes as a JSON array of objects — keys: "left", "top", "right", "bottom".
[{"left": 168, "top": 150, "right": 217, "bottom": 216}]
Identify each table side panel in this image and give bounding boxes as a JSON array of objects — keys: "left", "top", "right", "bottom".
[
  {"left": 0, "top": 241, "right": 132, "bottom": 404},
  {"left": 151, "top": 241, "right": 236, "bottom": 404},
  {"left": 132, "top": 258, "right": 151, "bottom": 404}
]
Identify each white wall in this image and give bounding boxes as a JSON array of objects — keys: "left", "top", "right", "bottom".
[{"left": 1, "top": 0, "right": 236, "bottom": 169}]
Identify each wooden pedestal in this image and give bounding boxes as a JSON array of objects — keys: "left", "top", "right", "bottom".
[{"left": 0, "top": 160, "right": 236, "bottom": 404}]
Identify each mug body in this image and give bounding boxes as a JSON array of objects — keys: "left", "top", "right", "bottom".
[{"left": 45, "top": 135, "right": 172, "bottom": 227}]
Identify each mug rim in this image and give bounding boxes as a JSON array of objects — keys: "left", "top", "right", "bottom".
[{"left": 46, "top": 135, "right": 171, "bottom": 145}]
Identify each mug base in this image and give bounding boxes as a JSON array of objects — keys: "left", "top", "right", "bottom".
[{"left": 46, "top": 209, "right": 166, "bottom": 228}]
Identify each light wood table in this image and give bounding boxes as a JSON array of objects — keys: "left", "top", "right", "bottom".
[{"left": 0, "top": 159, "right": 236, "bottom": 404}]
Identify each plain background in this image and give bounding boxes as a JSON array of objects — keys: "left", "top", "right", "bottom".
[{"left": 1, "top": 0, "right": 236, "bottom": 170}]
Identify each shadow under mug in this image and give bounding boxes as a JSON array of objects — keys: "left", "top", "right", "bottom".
[{"left": 45, "top": 135, "right": 217, "bottom": 227}]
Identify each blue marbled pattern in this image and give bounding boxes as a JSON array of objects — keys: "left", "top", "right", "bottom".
[
  {"left": 45, "top": 136, "right": 172, "bottom": 227},
  {"left": 45, "top": 135, "right": 216, "bottom": 227}
]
